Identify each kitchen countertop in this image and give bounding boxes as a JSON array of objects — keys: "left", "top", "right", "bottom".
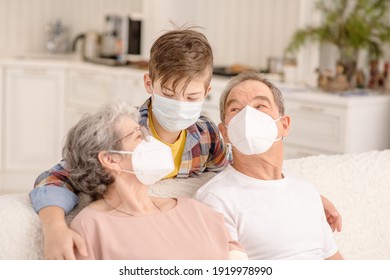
[
  {"left": 0, "top": 53, "right": 149, "bottom": 74},
  {"left": 5, "top": 53, "right": 384, "bottom": 103}
]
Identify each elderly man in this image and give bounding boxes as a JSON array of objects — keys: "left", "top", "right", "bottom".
[{"left": 195, "top": 71, "right": 343, "bottom": 260}]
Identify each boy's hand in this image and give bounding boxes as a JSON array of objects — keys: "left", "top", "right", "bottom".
[
  {"left": 39, "top": 206, "right": 87, "bottom": 259},
  {"left": 43, "top": 221, "right": 87, "bottom": 259},
  {"left": 321, "top": 195, "right": 342, "bottom": 232}
]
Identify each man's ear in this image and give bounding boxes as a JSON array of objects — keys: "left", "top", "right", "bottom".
[
  {"left": 280, "top": 115, "right": 291, "bottom": 137},
  {"left": 218, "top": 122, "right": 230, "bottom": 143},
  {"left": 144, "top": 73, "right": 153, "bottom": 95},
  {"left": 98, "top": 151, "right": 121, "bottom": 174}
]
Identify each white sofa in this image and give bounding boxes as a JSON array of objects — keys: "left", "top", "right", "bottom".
[{"left": 1, "top": 149, "right": 389, "bottom": 260}]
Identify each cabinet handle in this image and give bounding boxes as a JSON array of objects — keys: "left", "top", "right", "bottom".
[{"left": 299, "top": 105, "right": 324, "bottom": 113}]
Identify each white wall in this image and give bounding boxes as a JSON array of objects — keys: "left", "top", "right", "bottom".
[
  {"left": 142, "top": 0, "right": 303, "bottom": 70},
  {"left": 0, "top": 0, "right": 305, "bottom": 70},
  {"left": 0, "top": 0, "right": 142, "bottom": 55},
  {"left": 141, "top": 0, "right": 321, "bottom": 85}
]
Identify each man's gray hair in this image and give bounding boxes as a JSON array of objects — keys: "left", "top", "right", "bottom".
[
  {"left": 219, "top": 71, "right": 285, "bottom": 122},
  {"left": 62, "top": 99, "right": 140, "bottom": 201}
]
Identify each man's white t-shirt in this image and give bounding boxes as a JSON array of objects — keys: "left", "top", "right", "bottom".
[{"left": 194, "top": 165, "right": 338, "bottom": 260}]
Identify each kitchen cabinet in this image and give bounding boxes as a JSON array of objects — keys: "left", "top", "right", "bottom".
[
  {"left": 65, "top": 67, "right": 150, "bottom": 133},
  {"left": 115, "top": 69, "right": 149, "bottom": 107},
  {"left": 0, "top": 59, "right": 152, "bottom": 194},
  {"left": 201, "top": 76, "right": 227, "bottom": 124},
  {"left": 283, "top": 91, "right": 390, "bottom": 159},
  {"left": 65, "top": 67, "right": 116, "bottom": 132},
  {"left": 4, "top": 65, "right": 65, "bottom": 172},
  {"left": 0, "top": 67, "right": 3, "bottom": 172}
]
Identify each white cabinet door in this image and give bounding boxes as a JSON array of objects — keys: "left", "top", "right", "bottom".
[
  {"left": 284, "top": 100, "right": 346, "bottom": 153},
  {"left": 0, "top": 67, "right": 3, "bottom": 172},
  {"left": 283, "top": 92, "right": 390, "bottom": 158},
  {"left": 115, "top": 70, "right": 149, "bottom": 107},
  {"left": 65, "top": 69, "right": 116, "bottom": 132},
  {"left": 202, "top": 77, "right": 227, "bottom": 124},
  {"left": 4, "top": 66, "right": 65, "bottom": 171}
]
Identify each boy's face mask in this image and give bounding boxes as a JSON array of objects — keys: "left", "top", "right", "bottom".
[
  {"left": 151, "top": 91, "right": 204, "bottom": 132},
  {"left": 109, "top": 136, "right": 174, "bottom": 185},
  {"left": 226, "top": 105, "right": 282, "bottom": 155}
]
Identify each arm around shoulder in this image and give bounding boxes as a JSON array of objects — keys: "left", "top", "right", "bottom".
[
  {"left": 30, "top": 160, "right": 79, "bottom": 214},
  {"left": 200, "top": 117, "right": 231, "bottom": 172}
]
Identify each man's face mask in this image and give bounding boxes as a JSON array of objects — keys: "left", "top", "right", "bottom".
[
  {"left": 109, "top": 136, "right": 174, "bottom": 185},
  {"left": 226, "top": 105, "right": 282, "bottom": 155},
  {"left": 151, "top": 88, "right": 204, "bottom": 132}
]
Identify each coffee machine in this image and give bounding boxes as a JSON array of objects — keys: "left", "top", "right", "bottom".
[{"left": 100, "top": 14, "right": 142, "bottom": 62}]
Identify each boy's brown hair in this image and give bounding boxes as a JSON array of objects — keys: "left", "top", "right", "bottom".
[{"left": 148, "top": 27, "right": 213, "bottom": 94}]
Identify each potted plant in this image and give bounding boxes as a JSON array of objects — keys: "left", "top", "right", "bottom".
[{"left": 285, "top": 0, "right": 390, "bottom": 83}]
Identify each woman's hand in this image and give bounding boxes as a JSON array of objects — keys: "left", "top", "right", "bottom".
[{"left": 321, "top": 195, "right": 342, "bottom": 232}]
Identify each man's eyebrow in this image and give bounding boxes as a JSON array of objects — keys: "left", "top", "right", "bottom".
[
  {"left": 226, "top": 95, "right": 271, "bottom": 108},
  {"left": 226, "top": 98, "right": 241, "bottom": 109},
  {"left": 253, "top": 95, "right": 272, "bottom": 104}
]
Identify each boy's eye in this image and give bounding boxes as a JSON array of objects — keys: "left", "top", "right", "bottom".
[
  {"left": 187, "top": 96, "right": 202, "bottom": 102},
  {"left": 162, "top": 92, "right": 174, "bottom": 98},
  {"left": 186, "top": 93, "right": 204, "bottom": 101}
]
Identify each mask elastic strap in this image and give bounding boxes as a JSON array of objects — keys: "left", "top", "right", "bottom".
[
  {"left": 108, "top": 150, "right": 135, "bottom": 155},
  {"left": 274, "top": 136, "right": 283, "bottom": 142},
  {"left": 120, "top": 169, "right": 138, "bottom": 175},
  {"left": 274, "top": 115, "right": 284, "bottom": 142}
]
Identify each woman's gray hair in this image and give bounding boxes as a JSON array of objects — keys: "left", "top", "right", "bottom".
[
  {"left": 219, "top": 71, "right": 285, "bottom": 122},
  {"left": 62, "top": 99, "right": 140, "bottom": 201}
]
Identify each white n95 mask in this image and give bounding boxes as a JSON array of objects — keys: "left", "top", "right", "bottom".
[
  {"left": 152, "top": 93, "right": 204, "bottom": 132},
  {"left": 109, "top": 136, "right": 174, "bottom": 185},
  {"left": 227, "top": 106, "right": 282, "bottom": 155}
]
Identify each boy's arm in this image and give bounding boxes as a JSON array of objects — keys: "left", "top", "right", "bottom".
[
  {"left": 320, "top": 195, "right": 342, "bottom": 232},
  {"left": 30, "top": 160, "right": 86, "bottom": 259},
  {"left": 39, "top": 206, "right": 87, "bottom": 259},
  {"left": 203, "top": 119, "right": 231, "bottom": 172},
  {"left": 30, "top": 160, "right": 79, "bottom": 214},
  {"left": 325, "top": 251, "right": 344, "bottom": 260}
]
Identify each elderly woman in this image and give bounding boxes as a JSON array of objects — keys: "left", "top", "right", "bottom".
[{"left": 63, "top": 100, "right": 246, "bottom": 260}]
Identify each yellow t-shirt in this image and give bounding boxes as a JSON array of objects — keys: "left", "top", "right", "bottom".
[{"left": 148, "top": 110, "right": 186, "bottom": 178}]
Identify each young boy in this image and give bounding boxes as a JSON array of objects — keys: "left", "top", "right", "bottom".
[{"left": 30, "top": 27, "right": 230, "bottom": 259}]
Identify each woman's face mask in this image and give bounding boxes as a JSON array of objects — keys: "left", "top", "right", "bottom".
[
  {"left": 151, "top": 88, "right": 204, "bottom": 132},
  {"left": 109, "top": 136, "right": 174, "bottom": 185},
  {"left": 226, "top": 105, "right": 282, "bottom": 155}
]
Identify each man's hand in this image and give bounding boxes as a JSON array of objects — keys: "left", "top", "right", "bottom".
[
  {"left": 39, "top": 206, "right": 87, "bottom": 259},
  {"left": 321, "top": 195, "right": 342, "bottom": 232}
]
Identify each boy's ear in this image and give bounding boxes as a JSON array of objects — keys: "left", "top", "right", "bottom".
[
  {"left": 144, "top": 74, "right": 153, "bottom": 95},
  {"left": 204, "top": 85, "right": 212, "bottom": 97},
  {"left": 98, "top": 151, "right": 121, "bottom": 174}
]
